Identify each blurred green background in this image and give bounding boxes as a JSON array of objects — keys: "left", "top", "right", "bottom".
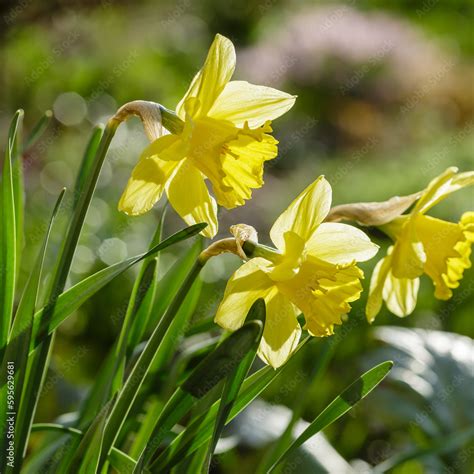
[{"left": 1, "top": 0, "right": 473, "bottom": 472}]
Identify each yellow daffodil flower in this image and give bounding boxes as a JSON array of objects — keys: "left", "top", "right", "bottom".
[
  {"left": 118, "top": 34, "right": 296, "bottom": 237},
  {"left": 215, "top": 176, "right": 379, "bottom": 368},
  {"left": 366, "top": 167, "right": 474, "bottom": 321}
]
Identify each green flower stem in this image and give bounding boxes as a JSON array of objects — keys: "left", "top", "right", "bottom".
[
  {"left": 99, "top": 257, "right": 205, "bottom": 468},
  {"left": 51, "top": 118, "right": 119, "bottom": 300}
]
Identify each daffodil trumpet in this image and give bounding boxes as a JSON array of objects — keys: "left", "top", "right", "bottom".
[
  {"left": 118, "top": 34, "right": 296, "bottom": 238},
  {"left": 329, "top": 167, "right": 474, "bottom": 321},
  {"left": 214, "top": 176, "right": 379, "bottom": 368}
]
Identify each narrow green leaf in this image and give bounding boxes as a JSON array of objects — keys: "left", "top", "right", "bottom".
[
  {"left": 203, "top": 299, "right": 266, "bottom": 472},
  {"left": 182, "top": 321, "right": 263, "bottom": 398},
  {"left": 0, "top": 110, "right": 23, "bottom": 348},
  {"left": 0, "top": 190, "right": 65, "bottom": 467},
  {"left": 150, "top": 337, "right": 311, "bottom": 472},
  {"left": 23, "top": 110, "right": 53, "bottom": 151},
  {"left": 128, "top": 398, "right": 164, "bottom": 460},
  {"left": 139, "top": 320, "right": 263, "bottom": 466},
  {"left": 67, "top": 397, "right": 115, "bottom": 473},
  {"left": 13, "top": 120, "right": 120, "bottom": 473},
  {"left": 108, "top": 446, "right": 138, "bottom": 473},
  {"left": 126, "top": 207, "right": 167, "bottom": 354},
  {"left": 11, "top": 114, "right": 24, "bottom": 285},
  {"left": 111, "top": 207, "right": 166, "bottom": 395},
  {"left": 257, "top": 338, "right": 336, "bottom": 474},
  {"left": 143, "top": 238, "right": 202, "bottom": 339},
  {"left": 29, "top": 223, "right": 205, "bottom": 349},
  {"left": 98, "top": 255, "right": 205, "bottom": 470},
  {"left": 77, "top": 342, "right": 119, "bottom": 428},
  {"left": 29, "top": 423, "right": 138, "bottom": 472},
  {"left": 268, "top": 361, "right": 394, "bottom": 472},
  {"left": 77, "top": 212, "right": 166, "bottom": 430},
  {"left": 149, "top": 245, "right": 203, "bottom": 376}
]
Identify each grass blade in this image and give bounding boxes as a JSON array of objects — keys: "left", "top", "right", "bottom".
[
  {"left": 29, "top": 223, "right": 205, "bottom": 349},
  {"left": 111, "top": 208, "right": 166, "bottom": 394},
  {"left": 22, "top": 110, "right": 53, "bottom": 151},
  {"left": 267, "top": 360, "right": 394, "bottom": 472},
  {"left": 67, "top": 397, "right": 116, "bottom": 473},
  {"left": 0, "top": 110, "right": 23, "bottom": 347},
  {"left": 150, "top": 337, "right": 311, "bottom": 472},
  {"left": 29, "top": 423, "right": 138, "bottom": 472},
  {"left": 139, "top": 320, "right": 263, "bottom": 466},
  {"left": 12, "top": 119, "right": 119, "bottom": 473},
  {"left": 125, "top": 207, "right": 167, "bottom": 354},
  {"left": 97, "top": 246, "right": 207, "bottom": 470},
  {"left": 257, "top": 338, "right": 336, "bottom": 473},
  {"left": 0, "top": 189, "right": 65, "bottom": 469},
  {"left": 202, "top": 299, "right": 266, "bottom": 472}
]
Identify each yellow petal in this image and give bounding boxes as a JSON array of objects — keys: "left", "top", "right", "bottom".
[
  {"left": 118, "top": 138, "right": 184, "bottom": 215},
  {"left": 141, "top": 133, "right": 189, "bottom": 162},
  {"left": 257, "top": 289, "right": 301, "bottom": 369},
  {"left": 176, "top": 34, "right": 235, "bottom": 119},
  {"left": 306, "top": 222, "right": 379, "bottom": 265},
  {"left": 215, "top": 258, "right": 273, "bottom": 330},
  {"left": 270, "top": 176, "right": 332, "bottom": 251},
  {"left": 382, "top": 271, "right": 419, "bottom": 317},
  {"left": 165, "top": 160, "right": 218, "bottom": 238},
  {"left": 366, "top": 253, "right": 393, "bottom": 323},
  {"left": 415, "top": 212, "right": 473, "bottom": 300},
  {"left": 414, "top": 167, "right": 474, "bottom": 214},
  {"left": 208, "top": 80, "right": 296, "bottom": 128},
  {"left": 390, "top": 218, "right": 426, "bottom": 279},
  {"left": 215, "top": 123, "right": 278, "bottom": 208},
  {"left": 277, "top": 255, "right": 363, "bottom": 337},
  {"left": 269, "top": 231, "right": 305, "bottom": 282}
]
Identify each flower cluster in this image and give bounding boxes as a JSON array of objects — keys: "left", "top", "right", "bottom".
[{"left": 119, "top": 34, "right": 473, "bottom": 368}]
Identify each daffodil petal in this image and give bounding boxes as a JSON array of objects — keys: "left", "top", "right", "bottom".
[
  {"left": 166, "top": 160, "right": 218, "bottom": 238},
  {"left": 257, "top": 289, "right": 301, "bottom": 369},
  {"left": 270, "top": 176, "right": 332, "bottom": 251},
  {"left": 277, "top": 256, "right": 363, "bottom": 337},
  {"left": 176, "top": 34, "right": 236, "bottom": 120},
  {"left": 306, "top": 222, "right": 379, "bottom": 265},
  {"left": 382, "top": 271, "right": 419, "bottom": 317},
  {"left": 141, "top": 133, "right": 189, "bottom": 162},
  {"left": 391, "top": 219, "right": 426, "bottom": 279},
  {"left": 366, "top": 253, "right": 392, "bottom": 323},
  {"left": 414, "top": 167, "right": 474, "bottom": 214},
  {"left": 215, "top": 258, "right": 273, "bottom": 330},
  {"left": 118, "top": 138, "right": 183, "bottom": 215},
  {"left": 415, "top": 212, "right": 473, "bottom": 300},
  {"left": 208, "top": 80, "right": 296, "bottom": 128}
]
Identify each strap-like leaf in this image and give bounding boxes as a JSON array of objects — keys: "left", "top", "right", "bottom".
[
  {"left": 267, "top": 361, "right": 393, "bottom": 472},
  {"left": 0, "top": 190, "right": 64, "bottom": 468},
  {"left": 139, "top": 320, "right": 263, "bottom": 467},
  {"left": 22, "top": 110, "right": 53, "bottom": 151},
  {"left": 150, "top": 337, "right": 311, "bottom": 472},
  {"left": 0, "top": 110, "right": 23, "bottom": 347},
  {"left": 29, "top": 423, "right": 137, "bottom": 472},
  {"left": 202, "top": 299, "right": 266, "bottom": 472},
  {"left": 29, "top": 223, "right": 206, "bottom": 349}
]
